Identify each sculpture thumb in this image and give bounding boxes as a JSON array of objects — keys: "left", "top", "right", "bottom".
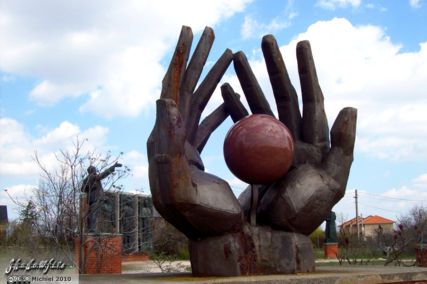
[
  {"left": 153, "top": 99, "right": 186, "bottom": 158},
  {"left": 324, "top": 107, "right": 357, "bottom": 201},
  {"left": 330, "top": 107, "right": 357, "bottom": 156}
]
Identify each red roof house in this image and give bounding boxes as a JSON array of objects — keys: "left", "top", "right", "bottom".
[{"left": 341, "top": 215, "right": 395, "bottom": 239}]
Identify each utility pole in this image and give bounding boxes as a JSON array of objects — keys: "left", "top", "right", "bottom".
[{"left": 354, "top": 189, "right": 360, "bottom": 240}]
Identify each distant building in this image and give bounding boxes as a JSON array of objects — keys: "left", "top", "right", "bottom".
[
  {"left": 81, "top": 192, "right": 185, "bottom": 255},
  {"left": 0, "top": 205, "right": 8, "bottom": 240},
  {"left": 80, "top": 192, "right": 160, "bottom": 254},
  {"left": 95, "top": 192, "right": 155, "bottom": 254},
  {"left": 340, "top": 215, "right": 395, "bottom": 239}
]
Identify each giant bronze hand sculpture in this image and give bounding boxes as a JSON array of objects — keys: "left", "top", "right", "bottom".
[{"left": 147, "top": 26, "right": 357, "bottom": 276}]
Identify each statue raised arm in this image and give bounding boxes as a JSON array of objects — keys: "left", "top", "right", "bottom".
[{"left": 81, "top": 162, "right": 122, "bottom": 233}]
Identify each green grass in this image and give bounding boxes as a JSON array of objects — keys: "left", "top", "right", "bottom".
[{"left": 313, "top": 247, "right": 326, "bottom": 259}]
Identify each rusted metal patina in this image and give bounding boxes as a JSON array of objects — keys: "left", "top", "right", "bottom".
[{"left": 147, "top": 26, "right": 357, "bottom": 276}]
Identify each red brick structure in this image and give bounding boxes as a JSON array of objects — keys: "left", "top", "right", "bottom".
[
  {"left": 75, "top": 234, "right": 122, "bottom": 274},
  {"left": 324, "top": 243, "right": 338, "bottom": 259},
  {"left": 416, "top": 247, "right": 427, "bottom": 267}
]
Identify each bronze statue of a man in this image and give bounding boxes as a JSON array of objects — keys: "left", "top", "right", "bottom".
[
  {"left": 325, "top": 211, "right": 337, "bottom": 243},
  {"left": 81, "top": 162, "right": 122, "bottom": 233}
]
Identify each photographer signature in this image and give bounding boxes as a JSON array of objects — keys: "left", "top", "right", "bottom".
[{"left": 5, "top": 258, "right": 66, "bottom": 275}]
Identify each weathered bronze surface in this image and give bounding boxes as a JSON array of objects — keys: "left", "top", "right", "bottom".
[
  {"left": 325, "top": 211, "right": 338, "bottom": 243},
  {"left": 147, "top": 26, "right": 357, "bottom": 276},
  {"left": 81, "top": 162, "right": 122, "bottom": 233}
]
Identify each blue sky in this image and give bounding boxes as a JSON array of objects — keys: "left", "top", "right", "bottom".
[{"left": 1, "top": 0, "right": 427, "bottom": 223}]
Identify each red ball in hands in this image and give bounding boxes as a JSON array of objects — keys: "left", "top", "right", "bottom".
[{"left": 224, "top": 114, "right": 294, "bottom": 184}]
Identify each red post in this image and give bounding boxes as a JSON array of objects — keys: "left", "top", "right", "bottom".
[{"left": 324, "top": 243, "right": 339, "bottom": 259}]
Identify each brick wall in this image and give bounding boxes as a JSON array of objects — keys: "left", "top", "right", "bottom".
[
  {"left": 416, "top": 247, "right": 427, "bottom": 267},
  {"left": 75, "top": 234, "right": 122, "bottom": 274}
]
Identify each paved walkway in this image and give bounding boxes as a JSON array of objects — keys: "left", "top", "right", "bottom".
[{"left": 80, "top": 264, "right": 427, "bottom": 284}]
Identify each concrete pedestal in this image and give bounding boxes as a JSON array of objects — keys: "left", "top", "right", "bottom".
[
  {"left": 75, "top": 233, "right": 122, "bottom": 274},
  {"left": 324, "top": 242, "right": 338, "bottom": 259},
  {"left": 189, "top": 225, "right": 314, "bottom": 276}
]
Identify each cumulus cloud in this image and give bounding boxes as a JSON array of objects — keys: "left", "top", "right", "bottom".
[
  {"left": 365, "top": 3, "right": 387, "bottom": 12},
  {"left": 0, "top": 118, "right": 37, "bottom": 176},
  {"left": 1, "top": 184, "right": 35, "bottom": 205},
  {"left": 0, "top": 118, "right": 150, "bottom": 218},
  {"left": 121, "top": 150, "right": 149, "bottom": 194},
  {"left": 316, "top": 0, "right": 361, "bottom": 9},
  {"left": 363, "top": 173, "right": 427, "bottom": 217},
  {"left": 240, "top": 0, "right": 297, "bottom": 40},
  {"left": 291, "top": 19, "right": 427, "bottom": 161},
  {"left": 334, "top": 171, "right": 427, "bottom": 222},
  {"left": 409, "top": 0, "right": 422, "bottom": 8},
  {"left": 0, "top": 118, "right": 109, "bottom": 178},
  {"left": 230, "top": 18, "right": 427, "bottom": 162},
  {"left": 0, "top": 0, "right": 251, "bottom": 118},
  {"left": 241, "top": 16, "right": 293, "bottom": 40},
  {"left": 0, "top": 184, "right": 37, "bottom": 220}
]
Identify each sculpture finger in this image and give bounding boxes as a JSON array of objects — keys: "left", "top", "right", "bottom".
[
  {"left": 324, "top": 107, "right": 357, "bottom": 203},
  {"left": 234, "top": 51, "right": 274, "bottom": 116},
  {"left": 147, "top": 98, "right": 243, "bottom": 239},
  {"left": 160, "top": 26, "right": 193, "bottom": 103},
  {"left": 262, "top": 35, "right": 301, "bottom": 139},
  {"left": 180, "top": 27, "right": 215, "bottom": 122},
  {"left": 296, "top": 41, "right": 329, "bottom": 154},
  {"left": 186, "top": 49, "right": 233, "bottom": 145},
  {"left": 221, "top": 83, "right": 249, "bottom": 122},
  {"left": 194, "top": 103, "right": 229, "bottom": 153},
  {"left": 147, "top": 98, "right": 198, "bottom": 238}
]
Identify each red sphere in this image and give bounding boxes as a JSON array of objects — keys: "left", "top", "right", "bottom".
[{"left": 223, "top": 114, "right": 294, "bottom": 184}]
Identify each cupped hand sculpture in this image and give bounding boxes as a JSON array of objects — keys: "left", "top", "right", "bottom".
[{"left": 147, "top": 26, "right": 357, "bottom": 276}]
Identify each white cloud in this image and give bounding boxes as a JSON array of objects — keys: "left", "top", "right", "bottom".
[
  {"left": 240, "top": 0, "right": 297, "bottom": 40},
  {"left": 0, "top": 118, "right": 151, "bottom": 217},
  {"left": 0, "top": 0, "right": 252, "bottom": 118},
  {"left": 365, "top": 3, "right": 387, "bottom": 12},
  {"left": 410, "top": 0, "right": 422, "bottom": 8},
  {"left": 317, "top": 0, "right": 361, "bottom": 9},
  {"left": 0, "top": 118, "right": 109, "bottom": 178},
  {"left": 0, "top": 184, "right": 37, "bottom": 220},
  {"left": 241, "top": 16, "right": 291, "bottom": 40},
  {"left": 229, "top": 18, "right": 427, "bottom": 162},
  {"left": 29, "top": 81, "right": 88, "bottom": 106},
  {"left": 334, "top": 173, "right": 427, "bottom": 223},
  {"left": 0, "top": 118, "right": 36, "bottom": 176},
  {"left": 121, "top": 150, "right": 149, "bottom": 193},
  {"left": 1, "top": 184, "right": 35, "bottom": 205},
  {"left": 362, "top": 177, "right": 427, "bottom": 218},
  {"left": 413, "top": 174, "right": 427, "bottom": 188}
]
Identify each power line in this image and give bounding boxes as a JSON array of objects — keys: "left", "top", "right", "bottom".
[
  {"left": 361, "top": 192, "right": 427, "bottom": 202},
  {"left": 358, "top": 202, "right": 400, "bottom": 214}
]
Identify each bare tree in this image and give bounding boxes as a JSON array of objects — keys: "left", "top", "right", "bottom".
[
  {"left": 28, "top": 136, "right": 130, "bottom": 269},
  {"left": 383, "top": 205, "right": 427, "bottom": 266}
]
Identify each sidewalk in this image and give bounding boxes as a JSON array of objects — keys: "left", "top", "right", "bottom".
[{"left": 80, "top": 263, "right": 427, "bottom": 284}]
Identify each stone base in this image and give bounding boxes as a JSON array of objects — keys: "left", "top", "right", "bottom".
[
  {"left": 324, "top": 242, "right": 338, "bottom": 259},
  {"left": 189, "top": 225, "right": 314, "bottom": 276},
  {"left": 75, "top": 233, "right": 122, "bottom": 274}
]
